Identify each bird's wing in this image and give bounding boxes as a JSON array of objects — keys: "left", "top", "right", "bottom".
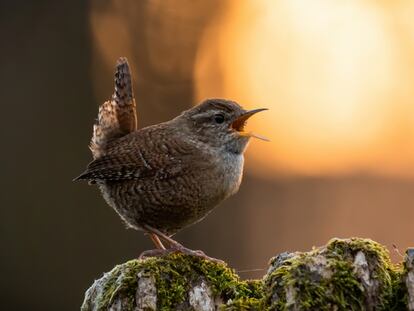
[
  {"left": 74, "top": 151, "right": 185, "bottom": 182},
  {"left": 74, "top": 155, "right": 147, "bottom": 181},
  {"left": 74, "top": 132, "right": 203, "bottom": 182}
]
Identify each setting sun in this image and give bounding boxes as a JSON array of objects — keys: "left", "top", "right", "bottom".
[{"left": 195, "top": 0, "right": 414, "bottom": 175}]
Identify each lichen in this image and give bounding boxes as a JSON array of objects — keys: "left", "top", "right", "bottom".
[
  {"left": 263, "top": 238, "right": 407, "bottom": 310},
  {"left": 81, "top": 253, "right": 264, "bottom": 311},
  {"left": 263, "top": 251, "right": 360, "bottom": 310},
  {"left": 327, "top": 238, "right": 403, "bottom": 310},
  {"left": 188, "top": 280, "right": 214, "bottom": 310},
  {"left": 82, "top": 238, "right": 410, "bottom": 311}
]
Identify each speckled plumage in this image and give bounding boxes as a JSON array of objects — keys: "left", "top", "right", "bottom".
[
  {"left": 76, "top": 58, "right": 264, "bottom": 239},
  {"left": 90, "top": 57, "right": 137, "bottom": 159}
]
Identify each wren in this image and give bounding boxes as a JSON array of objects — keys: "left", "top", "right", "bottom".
[{"left": 75, "top": 57, "right": 267, "bottom": 260}]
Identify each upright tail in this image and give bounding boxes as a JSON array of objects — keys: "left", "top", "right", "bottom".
[{"left": 90, "top": 57, "right": 138, "bottom": 159}]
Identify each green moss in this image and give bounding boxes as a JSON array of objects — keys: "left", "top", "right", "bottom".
[
  {"left": 327, "top": 238, "right": 405, "bottom": 310},
  {"left": 222, "top": 296, "right": 262, "bottom": 310},
  {"left": 84, "top": 253, "right": 264, "bottom": 310},
  {"left": 222, "top": 279, "right": 264, "bottom": 310},
  {"left": 384, "top": 263, "right": 407, "bottom": 310},
  {"left": 92, "top": 261, "right": 140, "bottom": 310},
  {"left": 264, "top": 251, "right": 364, "bottom": 310},
  {"left": 263, "top": 238, "right": 407, "bottom": 310},
  {"left": 327, "top": 238, "right": 390, "bottom": 260},
  {"left": 82, "top": 238, "right": 409, "bottom": 311}
]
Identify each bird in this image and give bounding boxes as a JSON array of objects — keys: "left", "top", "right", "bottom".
[{"left": 75, "top": 57, "right": 267, "bottom": 260}]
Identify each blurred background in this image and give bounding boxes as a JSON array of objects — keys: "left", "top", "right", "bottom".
[{"left": 1, "top": 0, "right": 414, "bottom": 310}]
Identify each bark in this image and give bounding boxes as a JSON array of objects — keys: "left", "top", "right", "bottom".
[{"left": 82, "top": 238, "right": 413, "bottom": 310}]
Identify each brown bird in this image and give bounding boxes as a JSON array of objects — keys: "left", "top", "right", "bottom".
[{"left": 75, "top": 57, "right": 267, "bottom": 260}]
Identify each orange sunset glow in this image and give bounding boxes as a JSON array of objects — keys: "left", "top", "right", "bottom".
[
  {"left": 6, "top": 2, "right": 414, "bottom": 309},
  {"left": 195, "top": 0, "right": 414, "bottom": 176}
]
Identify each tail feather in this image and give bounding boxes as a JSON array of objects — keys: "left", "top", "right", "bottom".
[
  {"left": 113, "top": 57, "right": 133, "bottom": 105},
  {"left": 90, "top": 57, "right": 137, "bottom": 159}
]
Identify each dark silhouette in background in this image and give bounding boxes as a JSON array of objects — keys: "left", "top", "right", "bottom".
[{"left": 1, "top": 1, "right": 413, "bottom": 311}]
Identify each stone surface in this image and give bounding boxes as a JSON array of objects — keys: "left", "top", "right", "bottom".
[
  {"left": 135, "top": 273, "right": 157, "bottom": 310},
  {"left": 82, "top": 238, "right": 412, "bottom": 310},
  {"left": 188, "top": 280, "right": 215, "bottom": 311}
]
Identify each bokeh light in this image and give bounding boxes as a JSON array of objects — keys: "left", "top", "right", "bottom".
[{"left": 195, "top": 0, "right": 414, "bottom": 176}]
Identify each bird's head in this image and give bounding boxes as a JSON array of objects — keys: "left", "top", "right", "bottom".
[{"left": 179, "top": 99, "right": 268, "bottom": 154}]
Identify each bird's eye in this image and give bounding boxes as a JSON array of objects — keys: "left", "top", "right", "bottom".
[{"left": 214, "top": 114, "right": 225, "bottom": 124}]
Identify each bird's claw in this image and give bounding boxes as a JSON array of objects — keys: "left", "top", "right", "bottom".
[
  {"left": 138, "top": 248, "right": 171, "bottom": 259},
  {"left": 138, "top": 247, "right": 224, "bottom": 264}
]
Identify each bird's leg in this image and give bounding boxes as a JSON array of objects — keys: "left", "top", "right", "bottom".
[
  {"left": 143, "top": 225, "right": 184, "bottom": 249},
  {"left": 139, "top": 233, "right": 168, "bottom": 259},
  {"left": 141, "top": 225, "right": 224, "bottom": 263},
  {"left": 149, "top": 233, "right": 166, "bottom": 250}
]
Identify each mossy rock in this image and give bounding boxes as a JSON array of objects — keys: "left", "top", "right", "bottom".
[
  {"left": 82, "top": 238, "right": 410, "bottom": 311},
  {"left": 263, "top": 238, "right": 407, "bottom": 310},
  {"left": 81, "top": 253, "right": 262, "bottom": 311}
]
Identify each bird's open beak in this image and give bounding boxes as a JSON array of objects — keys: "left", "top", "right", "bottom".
[{"left": 231, "top": 108, "right": 269, "bottom": 141}]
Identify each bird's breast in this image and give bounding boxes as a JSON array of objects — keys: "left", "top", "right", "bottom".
[{"left": 213, "top": 151, "right": 244, "bottom": 199}]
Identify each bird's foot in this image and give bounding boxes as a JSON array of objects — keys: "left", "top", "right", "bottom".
[
  {"left": 138, "top": 248, "right": 173, "bottom": 260},
  {"left": 140, "top": 225, "right": 224, "bottom": 263},
  {"left": 169, "top": 245, "right": 225, "bottom": 264},
  {"left": 138, "top": 247, "right": 224, "bottom": 264}
]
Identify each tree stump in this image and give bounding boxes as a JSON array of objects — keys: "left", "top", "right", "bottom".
[{"left": 82, "top": 238, "right": 413, "bottom": 310}]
